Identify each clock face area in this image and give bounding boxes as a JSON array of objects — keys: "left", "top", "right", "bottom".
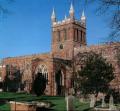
[{"left": 59, "top": 44, "right": 63, "bottom": 49}]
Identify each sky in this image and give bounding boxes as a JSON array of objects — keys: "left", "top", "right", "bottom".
[{"left": 0, "top": 0, "right": 111, "bottom": 59}]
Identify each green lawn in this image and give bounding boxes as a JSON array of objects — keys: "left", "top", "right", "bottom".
[{"left": 0, "top": 92, "right": 90, "bottom": 111}]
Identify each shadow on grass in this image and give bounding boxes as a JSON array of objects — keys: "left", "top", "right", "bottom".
[
  {"left": 0, "top": 102, "right": 6, "bottom": 106},
  {"left": 83, "top": 108, "right": 93, "bottom": 111},
  {"left": 40, "top": 96, "right": 64, "bottom": 101},
  {"left": 36, "top": 107, "right": 55, "bottom": 111}
]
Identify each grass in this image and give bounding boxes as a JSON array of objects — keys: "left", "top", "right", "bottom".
[
  {"left": 0, "top": 92, "right": 90, "bottom": 111},
  {"left": 0, "top": 103, "right": 10, "bottom": 111}
]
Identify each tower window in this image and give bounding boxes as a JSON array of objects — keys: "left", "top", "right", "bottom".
[
  {"left": 77, "top": 29, "right": 79, "bottom": 41},
  {"left": 78, "top": 30, "right": 81, "bottom": 41},
  {"left": 64, "top": 29, "right": 67, "bottom": 40},
  {"left": 58, "top": 31, "right": 60, "bottom": 42},
  {"left": 74, "top": 29, "right": 78, "bottom": 41},
  {"left": 81, "top": 31, "right": 83, "bottom": 42},
  {"left": 83, "top": 32, "right": 86, "bottom": 42}
]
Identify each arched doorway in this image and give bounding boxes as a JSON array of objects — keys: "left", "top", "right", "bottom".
[{"left": 55, "top": 70, "right": 64, "bottom": 95}]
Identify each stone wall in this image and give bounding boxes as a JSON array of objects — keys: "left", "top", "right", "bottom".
[
  {"left": 74, "top": 42, "right": 120, "bottom": 89},
  {"left": 1, "top": 53, "right": 56, "bottom": 95}
]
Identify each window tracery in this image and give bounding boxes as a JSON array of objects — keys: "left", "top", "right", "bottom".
[{"left": 35, "top": 64, "right": 48, "bottom": 84}]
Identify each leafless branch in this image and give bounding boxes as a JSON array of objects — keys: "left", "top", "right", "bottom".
[{"left": 83, "top": 0, "right": 120, "bottom": 40}]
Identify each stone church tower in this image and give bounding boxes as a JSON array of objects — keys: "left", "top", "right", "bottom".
[
  {"left": 51, "top": 3, "right": 87, "bottom": 59},
  {"left": 50, "top": 3, "right": 88, "bottom": 95}
]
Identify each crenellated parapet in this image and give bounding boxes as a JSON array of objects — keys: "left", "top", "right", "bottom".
[
  {"left": 52, "top": 18, "right": 86, "bottom": 28},
  {"left": 51, "top": 3, "right": 86, "bottom": 28}
]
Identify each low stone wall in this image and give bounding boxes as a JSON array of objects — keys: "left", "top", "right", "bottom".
[{"left": 9, "top": 101, "right": 36, "bottom": 111}]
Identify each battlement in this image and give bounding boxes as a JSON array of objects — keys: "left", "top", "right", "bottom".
[
  {"left": 52, "top": 18, "right": 86, "bottom": 28},
  {"left": 51, "top": 3, "right": 86, "bottom": 28}
]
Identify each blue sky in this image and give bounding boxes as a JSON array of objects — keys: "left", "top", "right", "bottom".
[{"left": 0, "top": 0, "right": 110, "bottom": 58}]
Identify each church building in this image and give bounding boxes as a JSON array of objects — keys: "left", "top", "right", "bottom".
[{"left": 0, "top": 4, "right": 120, "bottom": 95}]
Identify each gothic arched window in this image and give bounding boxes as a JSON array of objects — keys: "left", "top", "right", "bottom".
[
  {"left": 57, "top": 31, "right": 60, "bottom": 42},
  {"left": 35, "top": 65, "right": 48, "bottom": 84},
  {"left": 64, "top": 29, "right": 67, "bottom": 40},
  {"left": 81, "top": 31, "right": 83, "bottom": 42}
]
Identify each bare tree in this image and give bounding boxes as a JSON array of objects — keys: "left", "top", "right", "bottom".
[
  {"left": 70, "top": 0, "right": 119, "bottom": 41},
  {"left": 0, "top": 0, "right": 14, "bottom": 16},
  {"left": 85, "top": 0, "right": 120, "bottom": 41}
]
